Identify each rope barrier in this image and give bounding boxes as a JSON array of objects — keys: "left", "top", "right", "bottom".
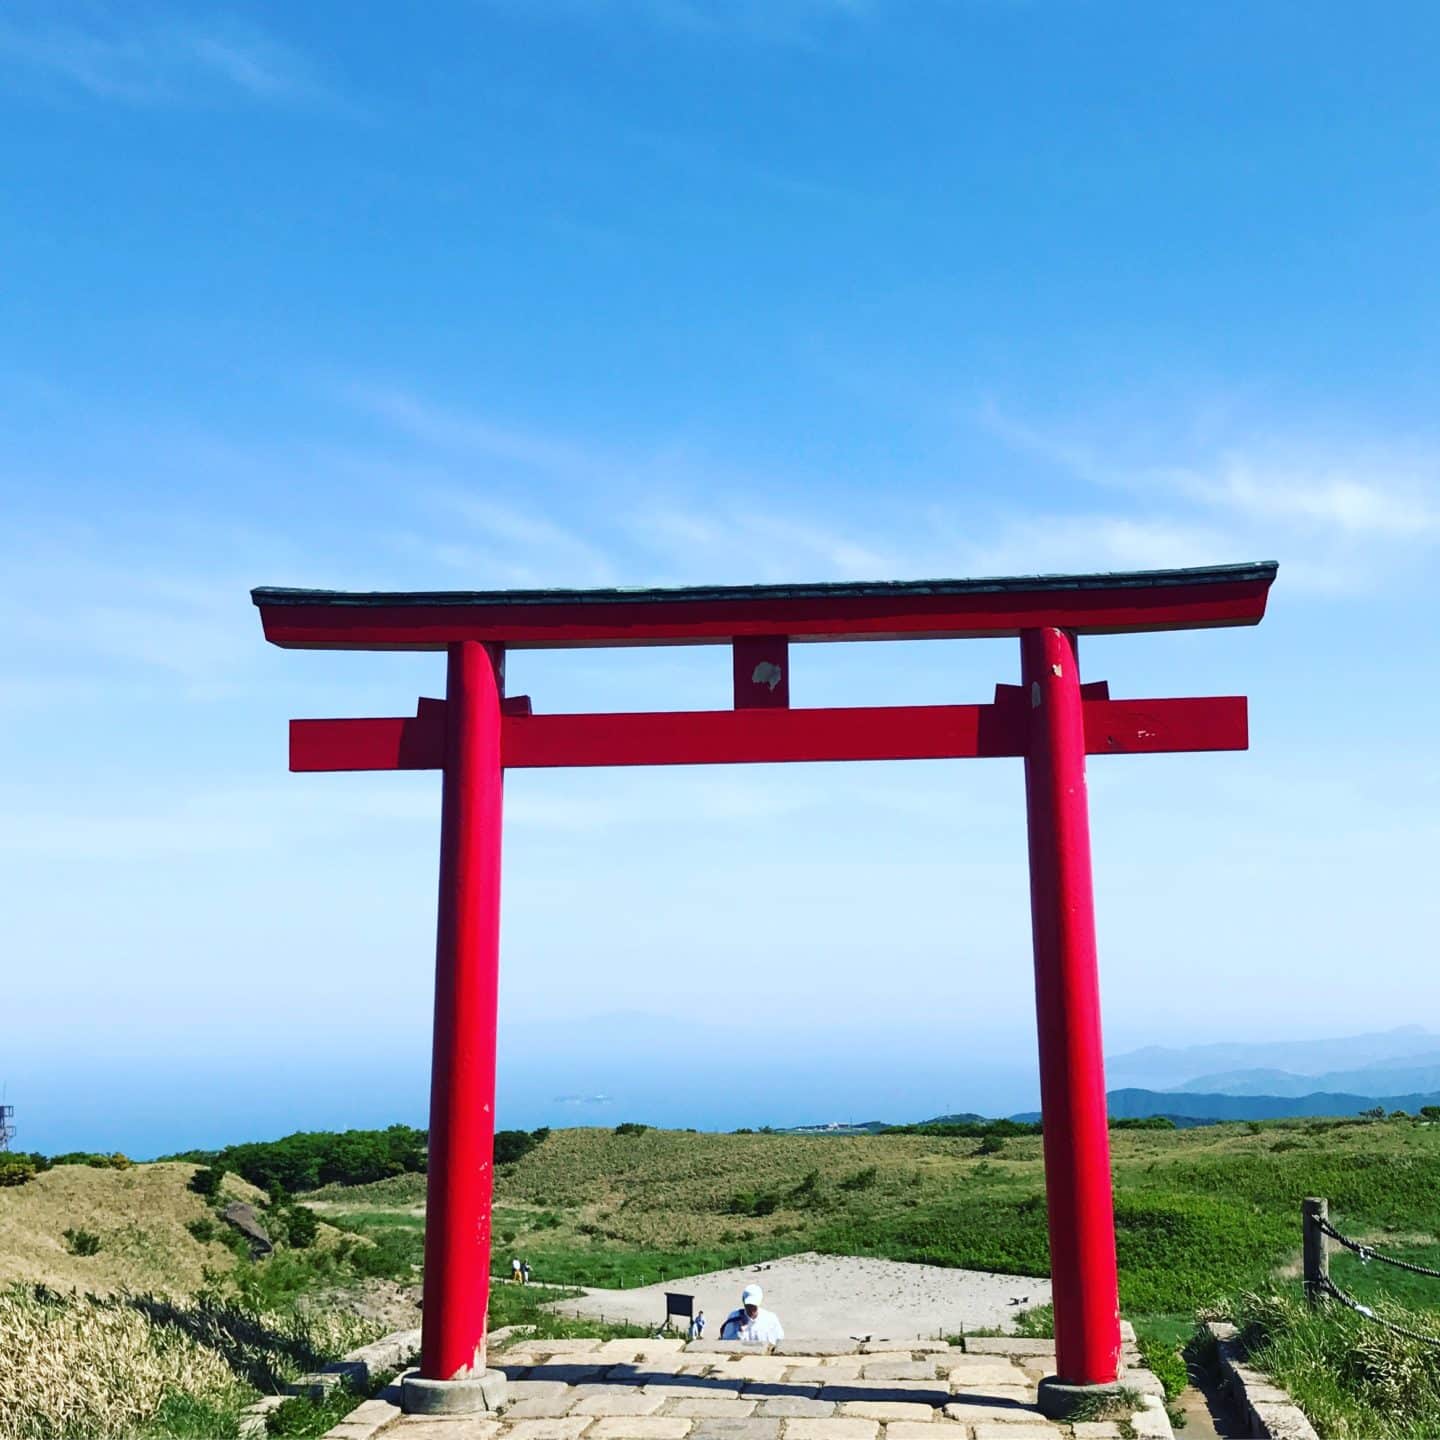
[
  {"left": 1316, "top": 1216, "right": 1440, "bottom": 1279},
  {"left": 1317, "top": 1276, "right": 1440, "bottom": 1347}
]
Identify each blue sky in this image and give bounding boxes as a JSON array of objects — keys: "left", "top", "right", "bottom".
[{"left": 4, "top": 1, "right": 1440, "bottom": 1156}]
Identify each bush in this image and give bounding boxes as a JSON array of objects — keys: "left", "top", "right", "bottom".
[
  {"left": 839, "top": 1166, "right": 879, "bottom": 1191},
  {"left": 285, "top": 1205, "right": 320, "bottom": 1249},
  {"left": 186, "top": 1218, "right": 218, "bottom": 1244},
  {"left": 976, "top": 1136, "right": 1006, "bottom": 1156},
  {"left": 1014, "top": 1302, "right": 1054, "bottom": 1338},
  {"left": 190, "top": 1164, "right": 226, "bottom": 1200},
  {"left": 494, "top": 1131, "right": 535, "bottom": 1165},
  {"left": 63, "top": 1227, "right": 102, "bottom": 1256},
  {"left": 790, "top": 1170, "right": 825, "bottom": 1208},
  {"left": 0, "top": 1157, "right": 36, "bottom": 1187},
  {"left": 728, "top": 1189, "right": 780, "bottom": 1217},
  {"left": 613, "top": 1123, "right": 650, "bottom": 1137},
  {"left": 166, "top": 1124, "right": 429, "bottom": 1194}
]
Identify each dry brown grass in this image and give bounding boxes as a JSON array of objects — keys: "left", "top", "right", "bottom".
[
  {"left": 0, "top": 1287, "right": 246, "bottom": 1439},
  {"left": 0, "top": 1285, "right": 378, "bottom": 1440},
  {"left": 0, "top": 1162, "right": 265, "bottom": 1296}
]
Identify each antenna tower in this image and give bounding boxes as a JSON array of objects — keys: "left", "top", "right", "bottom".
[{"left": 0, "top": 1104, "right": 14, "bottom": 1152}]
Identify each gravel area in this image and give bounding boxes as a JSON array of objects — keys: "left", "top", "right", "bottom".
[{"left": 547, "top": 1252, "right": 1052, "bottom": 1340}]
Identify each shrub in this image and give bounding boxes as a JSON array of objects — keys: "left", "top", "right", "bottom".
[
  {"left": 976, "top": 1136, "right": 1006, "bottom": 1156},
  {"left": 494, "top": 1127, "right": 555, "bottom": 1166},
  {"left": 839, "top": 1166, "right": 879, "bottom": 1191},
  {"left": 0, "top": 1158, "right": 36, "bottom": 1187},
  {"left": 790, "top": 1170, "right": 825, "bottom": 1208},
  {"left": 727, "top": 1189, "right": 780, "bottom": 1217},
  {"left": 165, "top": 1124, "right": 429, "bottom": 1194},
  {"left": 63, "top": 1228, "right": 102, "bottom": 1256},
  {"left": 186, "top": 1218, "right": 217, "bottom": 1244},
  {"left": 190, "top": 1164, "right": 226, "bottom": 1200},
  {"left": 285, "top": 1205, "right": 319, "bottom": 1249},
  {"left": 1137, "top": 1336, "right": 1188, "bottom": 1401},
  {"left": 613, "top": 1123, "right": 650, "bottom": 1137},
  {"left": 1014, "top": 1302, "right": 1054, "bottom": 1338},
  {"left": 494, "top": 1132, "right": 529, "bottom": 1164},
  {"left": 1421, "top": 1106, "right": 1440, "bottom": 1121}
]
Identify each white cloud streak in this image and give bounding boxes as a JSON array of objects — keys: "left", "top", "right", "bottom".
[{"left": 0, "top": 8, "right": 320, "bottom": 105}]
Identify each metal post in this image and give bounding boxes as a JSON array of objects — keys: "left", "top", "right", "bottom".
[
  {"left": 419, "top": 641, "right": 505, "bottom": 1382},
  {"left": 1303, "top": 1197, "right": 1329, "bottom": 1306},
  {"left": 1022, "top": 627, "right": 1122, "bottom": 1387}
]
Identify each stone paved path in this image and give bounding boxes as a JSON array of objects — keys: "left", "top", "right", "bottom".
[{"left": 323, "top": 1336, "right": 1174, "bottom": 1440}]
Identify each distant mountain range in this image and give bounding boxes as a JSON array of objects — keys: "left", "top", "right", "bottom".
[
  {"left": 1167, "top": 1058, "right": 1440, "bottom": 1098},
  {"left": 1106, "top": 1025, "right": 1440, "bottom": 1094},
  {"left": 1098, "top": 1027, "right": 1440, "bottom": 1123},
  {"left": 781, "top": 1030, "right": 1440, "bottom": 1132},
  {"left": 1106, "top": 1087, "right": 1440, "bottom": 1122}
]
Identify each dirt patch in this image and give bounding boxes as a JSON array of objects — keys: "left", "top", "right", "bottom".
[
  {"left": 549, "top": 1251, "right": 1052, "bottom": 1340},
  {"left": 300, "top": 1278, "right": 423, "bottom": 1332}
]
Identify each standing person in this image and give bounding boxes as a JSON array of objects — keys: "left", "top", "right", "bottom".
[
  {"left": 521, "top": 1259, "right": 532, "bottom": 1286},
  {"left": 719, "top": 1284, "right": 783, "bottom": 1343},
  {"left": 688, "top": 1309, "right": 706, "bottom": 1340},
  {"left": 511, "top": 1257, "right": 522, "bottom": 1284}
]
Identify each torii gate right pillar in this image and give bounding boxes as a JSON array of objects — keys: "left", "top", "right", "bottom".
[{"left": 1022, "top": 626, "right": 1123, "bottom": 1389}]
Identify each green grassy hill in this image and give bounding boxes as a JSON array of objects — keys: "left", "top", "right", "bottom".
[{"left": 306, "top": 1116, "right": 1440, "bottom": 1317}]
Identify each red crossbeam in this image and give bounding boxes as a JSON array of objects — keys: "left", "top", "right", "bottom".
[{"left": 290, "top": 695, "right": 1247, "bottom": 772}]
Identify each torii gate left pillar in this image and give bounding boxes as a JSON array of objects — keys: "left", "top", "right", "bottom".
[
  {"left": 422, "top": 640, "right": 504, "bottom": 1387},
  {"left": 254, "top": 562, "right": 1276, "bottom": 1414}
]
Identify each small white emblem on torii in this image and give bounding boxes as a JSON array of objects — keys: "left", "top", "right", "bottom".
[{"left": 752, "top": 661, "right": 783, "bottom": 691}]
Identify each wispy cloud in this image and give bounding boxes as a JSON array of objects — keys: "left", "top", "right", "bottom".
[
  {"left": 976, "top": 399, "right": 1440, "bottom": 589},
  {"left": 475, "top": 0, "right": 872, "bottom": 47},
  {"left": 1167, "top": 451, "right": 1440, "bottom": 539},
  {"left": 0, "top": 7, "right": 321, "bottom": 105}
]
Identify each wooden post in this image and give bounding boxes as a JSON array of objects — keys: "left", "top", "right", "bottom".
[{"left": 1303, "top": 1197, "right": 1329, "bottom": 1306}]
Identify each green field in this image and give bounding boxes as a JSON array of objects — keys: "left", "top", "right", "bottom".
[
  {"left": 313, "top": 1117, "right": 1440, "bottom": 1312},
  {"left": 309, "top": 1117, "right": 1440, "bottom": 1438}
]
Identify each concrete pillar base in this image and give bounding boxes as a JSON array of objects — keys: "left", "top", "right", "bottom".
[
  {"left": 400, "top": 1368, "right": 508, "bottom": 1414},
  {"left": 1036, "top": 1376, "right": 1127, "bottom": 1419}
]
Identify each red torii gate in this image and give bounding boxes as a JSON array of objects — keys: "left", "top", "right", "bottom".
[{"left": 252, "top": 561, "right": 1276, "bottom": 1411}]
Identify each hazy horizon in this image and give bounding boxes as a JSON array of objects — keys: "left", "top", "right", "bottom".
[{"left": 12, "top": 1020, "right": 1440, "bottom": 1158}]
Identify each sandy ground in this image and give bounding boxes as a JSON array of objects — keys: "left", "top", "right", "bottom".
[{"left": 545, "top": 1250, "right": 1052, "bottom": 1340}]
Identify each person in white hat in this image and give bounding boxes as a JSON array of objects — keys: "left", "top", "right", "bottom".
[{"left": 719, "top": 1283, "right": 784, "bottom": 1343}]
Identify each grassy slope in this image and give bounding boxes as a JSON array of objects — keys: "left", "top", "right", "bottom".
[
  {"left": 0, "top": 1163, "right": 268, "bottom": 1295},
  {"left": 0, "top": 1164, "right": 401, "bottom": 1440}
]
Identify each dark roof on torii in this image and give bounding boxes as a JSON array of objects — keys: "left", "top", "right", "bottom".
[{"left": 252, "top": 561, "right": 1277, "bottom": 650}]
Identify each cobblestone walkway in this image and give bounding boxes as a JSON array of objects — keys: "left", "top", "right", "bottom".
[{"left": 324, "top": 1335, "right": 1173, "bottom": 1440}]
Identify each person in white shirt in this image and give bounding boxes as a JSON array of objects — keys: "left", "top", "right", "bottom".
[{"left": 719, "top": 1284, "right": 784, "bottom": 1343}]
